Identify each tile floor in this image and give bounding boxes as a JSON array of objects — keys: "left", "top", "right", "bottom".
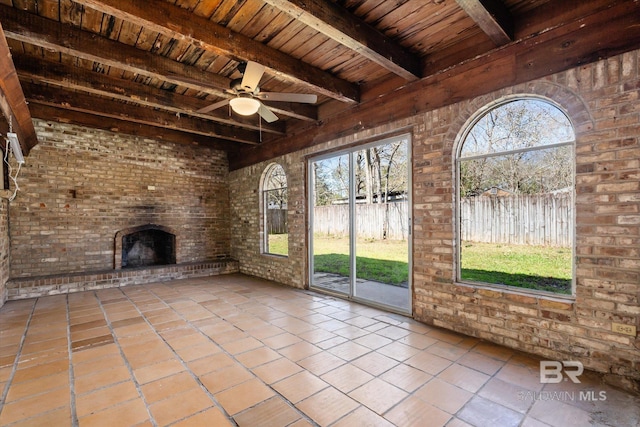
[{"left": 0, "top": 273, "right": 638, "bottom": 427}]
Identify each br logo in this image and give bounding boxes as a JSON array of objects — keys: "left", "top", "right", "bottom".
[{"left": 539, "top": 361, "right": 583, "bottom": 383}]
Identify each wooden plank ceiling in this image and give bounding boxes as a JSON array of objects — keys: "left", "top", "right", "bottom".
[{"left": 1, "top": 0, "right": 639, "bottom": 166}]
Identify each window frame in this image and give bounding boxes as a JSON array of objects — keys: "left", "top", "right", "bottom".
[
  {"left": 307, "top": 132, "right": 413, "bottom": 313},
  {"left": 261, "top": 163, "right": 289, "bottom": 257},
  {"left": 454, "top": 95, "right": 576, "bottom": 298}
]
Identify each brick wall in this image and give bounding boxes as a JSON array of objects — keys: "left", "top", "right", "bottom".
[
  {"left": 229, "top": 122, "right": 414, "bottom": 287},
  {"left": 411, "top": 52, "right": 639, "bottom": 392},
  {"left": 229, "top": 157, "right": 306, "bottom": 288},
  {"left": 0, "top": 198, "right": 8, "bottom": 306},
  {"left": 229, "top": 50, "right": 640, "bottom": 391},
  {"left": 8, "top": 120, "right": 231, "bottom": 278}
]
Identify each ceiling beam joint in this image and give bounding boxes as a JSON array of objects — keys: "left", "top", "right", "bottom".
[
  {"left": 456, "top": 0, "right": 514, "bottom": 46},
  {"left": 262, "top": 0, "right": 421, "bottom": 81}
]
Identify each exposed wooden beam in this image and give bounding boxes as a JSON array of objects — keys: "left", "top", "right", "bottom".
[
  {"left": 0, "top": 22, "right": 37, "bottom": 155},
  {"left": 13, "top": 55, "right": 287, "bottom": 135},
  {"left": 229, "top": 0, "right": 640, "bottom": 169},
  {"left": 261, "top": 0, "right": 421, "bottom": 81},
  {"left": 28, "top": 104, "right": 233, "bottom": 150},
  {"left": 74, "top": 0, "right": 360, "bottom": 103},
  {"left": 456, "top": 0, "right": 513, "bottom": 46},
  {"left": 1, "top": 5, "right": 318, "bottom": 123},
  {"left": 0, "top": 5, "right": 232, "bottom": 99},
  {"left": 22, "top": 83, "right": 263, "bottom": 145},
  {"left": 262, "top": 101, "right": 317, "bottom": 122},
  {"left": 424, "top": 0, "right": 618, "bottom": 78}
]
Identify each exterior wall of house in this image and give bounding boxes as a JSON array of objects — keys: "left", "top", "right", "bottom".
[
  {"left": 7, "top": 120, "right": 231, "bottom": 278},
  {"left": 229, "top": 50, "right": 640, "bottom": 391}
]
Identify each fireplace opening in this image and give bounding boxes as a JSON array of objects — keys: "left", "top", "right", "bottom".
[{"left": 116, "top": 225, "right": 176, "bottom": 269}]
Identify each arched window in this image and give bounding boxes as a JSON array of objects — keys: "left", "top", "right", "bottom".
[
  {"left": 456, "top": 97, "right": 575, "bottom": 295},
  {"left": 262, "top": 163, "right": 288, "bottom": 256}
]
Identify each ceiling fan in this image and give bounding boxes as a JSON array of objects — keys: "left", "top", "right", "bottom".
[{"left": 197, "top": 61, "right": 317, "bottom": 122}]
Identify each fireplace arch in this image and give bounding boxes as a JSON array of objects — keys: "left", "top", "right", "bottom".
[{"left": 114, "top": 224, "right": 177, "bottom": 269}]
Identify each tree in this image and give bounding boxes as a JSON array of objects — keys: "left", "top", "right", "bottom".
[
  {"left": 313, "top": 162, "right": 333, "bottom": 206},
  {"left": 313, "top": 155, "right": 350, "bottom": 206},
  {"left": 460, "top": 99, "right": 574, "bottom": 196},
  {"left": 355, "top": 141, "right": 408, "bottom": 239},
  {"left": 264, "top": 164, "right": 287, "bottom": 208},
  {"left": 356, "top": 141, "right": 407, "bottom": 204}
]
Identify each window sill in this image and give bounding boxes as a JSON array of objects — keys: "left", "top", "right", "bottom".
[
  {"left": 454, "top": 279, "right": 576, "bottom": 303},
  {"left": 262, "top": 252, "right": 289, "bottom": 259}
]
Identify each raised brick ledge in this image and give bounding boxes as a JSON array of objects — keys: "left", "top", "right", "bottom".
[
  {"left": 453, "top": 281, "right": 576, "bottom": 307},
  {"left": 6, "top": 258, "right": 239, "bottom": 300}
]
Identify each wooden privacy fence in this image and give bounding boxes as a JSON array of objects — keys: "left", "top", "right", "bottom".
[
  {"left": 460, "top": 193, "right": 572, "bottom": 246},
  {"left": 313, "top": 202, "right": 409, "bottom": 240},
  {"left": 311, "top": 194, "right": 571, "bottom": 245},
  {"left": 267, "top": 209, "right": 288, "bottom": 234}
]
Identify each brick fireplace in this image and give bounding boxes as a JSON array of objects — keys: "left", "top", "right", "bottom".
[
  {"left": 115, "top": 224, "right": 176, "bottom": 269},
  {"left": 7, "top": 222, "right": 237, "bottom": 299},
  {"left": 3, "top": 122, "right": 237, "bottom": 301}
]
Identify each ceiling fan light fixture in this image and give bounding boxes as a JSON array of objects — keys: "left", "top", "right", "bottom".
[{"left": 229, "top": 96, "right": 260, "bottom": 116}]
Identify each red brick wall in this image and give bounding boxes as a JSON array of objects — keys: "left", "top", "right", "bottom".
[
  {"left": 8, "top": 120, "right": 231, "bottom": 278},
  {"left": 229, "top": 50, "right": 640, "bottom": 391}
]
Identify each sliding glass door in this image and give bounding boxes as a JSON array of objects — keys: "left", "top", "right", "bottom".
[
  {"left": 310, "top": 153, "right": 351, "bottom": 296},
  {"left": 309, "top": 135, "right": 411, "bottom": 313}
]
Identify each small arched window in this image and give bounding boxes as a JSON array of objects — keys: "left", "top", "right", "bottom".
[
  {"left": 456, "top": 97, "right": 575, "bottom": 295},
  {"left": 262, "top": 163, "right": 288, "bottom": 256}
]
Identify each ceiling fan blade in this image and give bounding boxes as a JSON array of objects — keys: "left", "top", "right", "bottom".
[
  {"left": 257, "top": 103, "right": 278, "bottom": 123},
  {"left": 241, "top": 61, "right": 265, "bottom": 92},
  {"left": 258, "top": 92, "right": 318, "bottom": 104},
  {"left": 197, "top": 99, "right": 230, "bottom": 114}
]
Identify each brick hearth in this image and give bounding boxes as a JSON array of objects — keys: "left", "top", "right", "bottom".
[{"left": 6, "top": 259, "right": 238, "bottom": 300}]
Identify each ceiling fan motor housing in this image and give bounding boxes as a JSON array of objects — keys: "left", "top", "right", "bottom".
[{"left": 231, "top": 78, "right": 258, "bottom": 95}]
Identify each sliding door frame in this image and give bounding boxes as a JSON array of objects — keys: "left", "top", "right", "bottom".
[{"left": 308, "top": 133, "right": 412, "bottom": 314}]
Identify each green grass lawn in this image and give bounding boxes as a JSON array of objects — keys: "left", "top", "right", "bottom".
[
  {"left": 313, "top": 235, "right": 409, "bottom": 285},
  {"left": 314, "top": 254, "right": 408, "bottom": 285},
  {"left": 268, "top": 234, "right": 409, "bottom": 284},
  {"left": 460, "top": 242, "right": 572, "bottom": 294},
  {"left": 282, "top": 234, "right": 571, "bottom": 293},
  {"left": 267, "top": 234, "right": 288, "bottom": 256}
]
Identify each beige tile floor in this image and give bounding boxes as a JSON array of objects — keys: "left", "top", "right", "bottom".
[{"left": 0, "top": 273, "right": 638, "bottom": 427}]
